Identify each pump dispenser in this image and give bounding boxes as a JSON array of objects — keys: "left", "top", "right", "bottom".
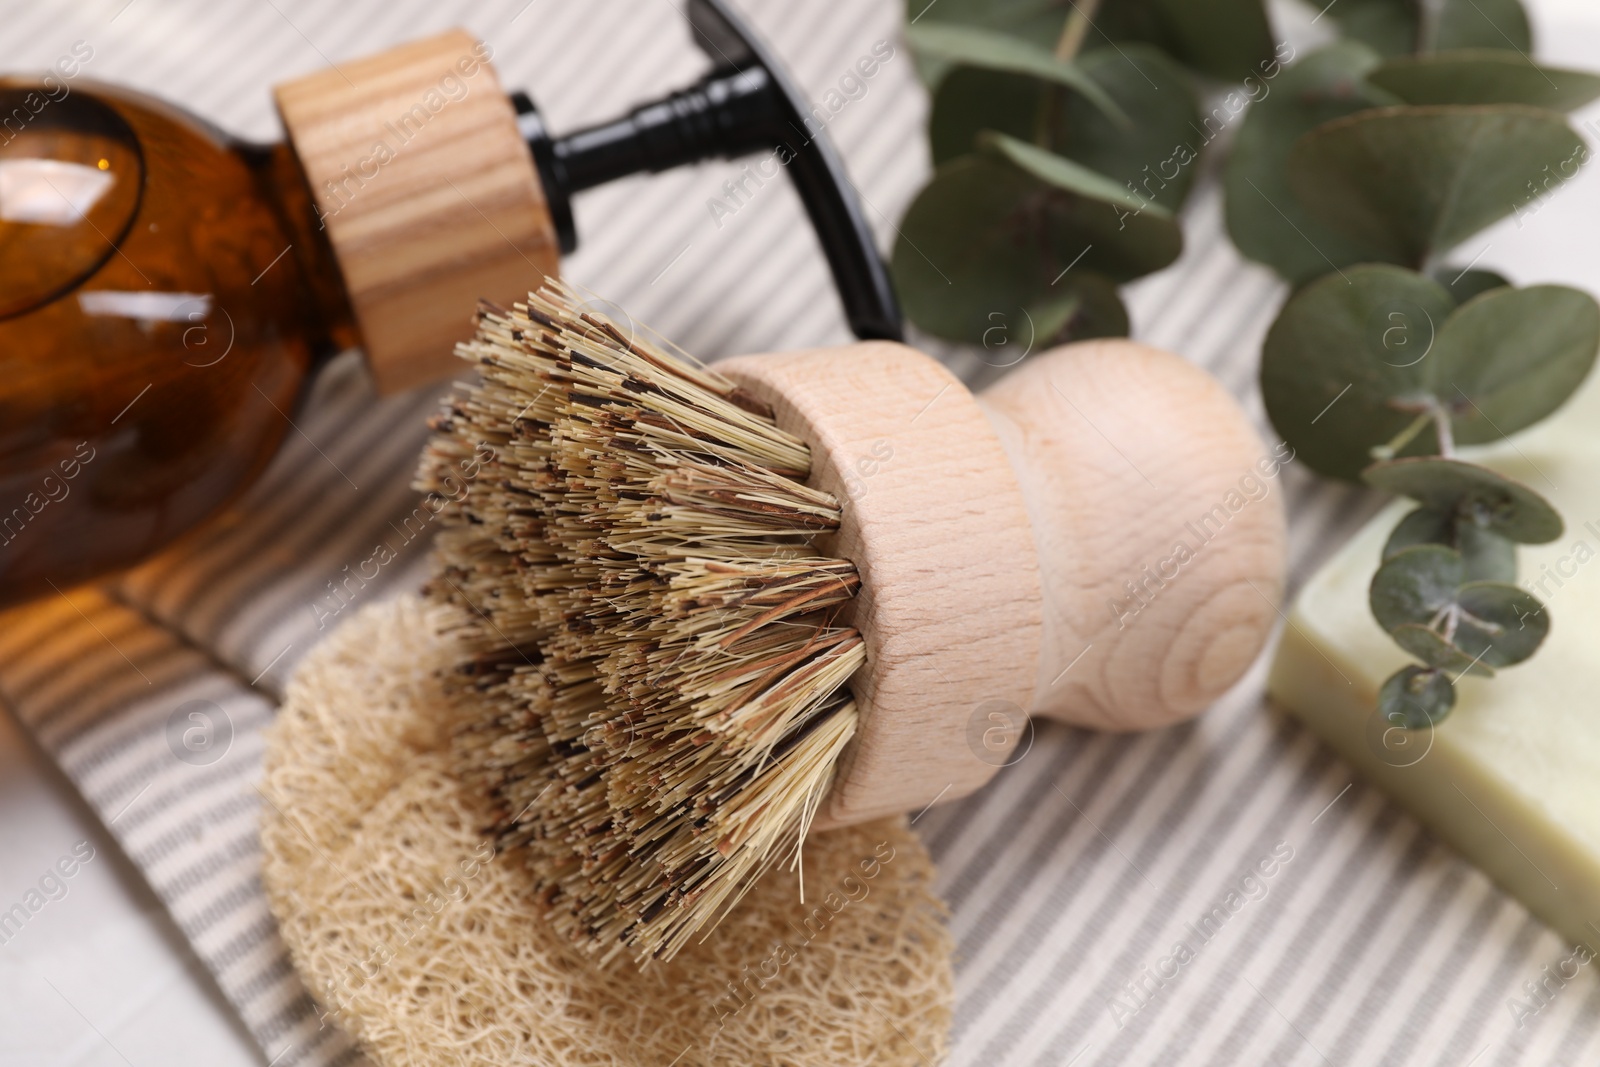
[{"left": 0, "top": 0, "right": 898, "bottom": 607}]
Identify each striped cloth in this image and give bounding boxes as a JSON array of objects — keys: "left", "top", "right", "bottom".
[{"left": 2, "top": 1, "right": 1597, "bottom": 1065}]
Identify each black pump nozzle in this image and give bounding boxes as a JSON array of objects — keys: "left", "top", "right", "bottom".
[{"left": 511, "top": 0, "right": 903, "bottom": 343}]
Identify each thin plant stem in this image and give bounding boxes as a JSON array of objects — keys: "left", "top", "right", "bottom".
[
  {"left": 1056, "top": 0, "right": 1104, "bottom": 61},
  {"left": 1035, "top": 0, "right": 1104, "bottom": 147}
]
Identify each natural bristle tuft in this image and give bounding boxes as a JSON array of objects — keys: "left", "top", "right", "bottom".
[{"left": 417, "top": 281, "right": 863, "bottom": 964}]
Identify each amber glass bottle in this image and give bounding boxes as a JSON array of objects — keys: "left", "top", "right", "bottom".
[
  {"left": 0, "top": 78, "right": 358, "bottom": 608},
  {"left": 0, "top": 11, "right": 900, "bottom": 611}
]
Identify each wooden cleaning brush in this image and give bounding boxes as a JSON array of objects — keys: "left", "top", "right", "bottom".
[{"left": 418, "top": 281, "right": 1285, "bottom": 964}]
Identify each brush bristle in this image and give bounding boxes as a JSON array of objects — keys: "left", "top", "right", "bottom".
[{"left": 417, "top": 281, "right": 864, "bottom": 964}]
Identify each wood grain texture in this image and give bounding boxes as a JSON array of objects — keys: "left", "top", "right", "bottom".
[
  {"left": 275, "top": 30, "right": 558, "bottom": 394},
  {"left": 717, "top": 343, "right": 1044, "bottom": 828},
  {"left": 979, "top": 339, "right": 1286, "bottom": 731},
  {"left": 721, "top": 339, "right": 1286, "bottom": 827}
]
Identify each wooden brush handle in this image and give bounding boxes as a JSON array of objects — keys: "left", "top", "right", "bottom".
[
  {"left": 980, "top": 340, "right": 1287, "bottom": 730},
  {"left": 717, "top": 340, "right": 1285, "bottom": 828}
]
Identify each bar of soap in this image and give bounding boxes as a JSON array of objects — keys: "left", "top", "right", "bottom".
[{"left": 1269, "top": 369, "right": 1600, "bottom": 949}]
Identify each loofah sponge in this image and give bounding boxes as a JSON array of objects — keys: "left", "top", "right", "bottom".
[{"left": 260, "top": 596, "right": 953, "bottom": 1067}]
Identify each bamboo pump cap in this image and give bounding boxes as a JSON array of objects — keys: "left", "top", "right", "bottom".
[
  {"left": 274, "top": 3, "right": 902, "bottom": 394},
  {"left": 275, "top": 31, "right": 560, "bottom": 394}
]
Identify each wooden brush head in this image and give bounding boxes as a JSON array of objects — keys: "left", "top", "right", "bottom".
[
  {"left": 717, "top": 340, "right": 1286, "bottom": 827},
  {"left": 422, "top": 286, "right": 1284, "bottom": 960}
]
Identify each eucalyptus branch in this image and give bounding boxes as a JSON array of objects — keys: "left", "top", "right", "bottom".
[
  {"left": 1415, "top": 0, "right": 1446, "bottom": 56},
  {"left": 1428, "top": 396, "right": 1455, "bottom": 455},
  {"left": 1034, "top": 0, "right": 1104, "bottom": 147},
  {"left": 1055, "top": 0, "right": 1103, "bottom": 62},
  {"left": 1372, "top": 410, "right": 1432, "bottom": 461},
  {"left": 1373, "top": 397, "right": 1456, "bottom": 461},
  {"left": 894, "top": 0, "right": 1273, "bottom": 347}
]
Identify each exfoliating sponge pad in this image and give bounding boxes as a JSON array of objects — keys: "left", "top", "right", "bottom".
[
  {"left": 260, "top": 596, "right": 953, "bottom": 1066},
  {"left": 1270, "top": 366, "right": 1600, "bottom": 952}
]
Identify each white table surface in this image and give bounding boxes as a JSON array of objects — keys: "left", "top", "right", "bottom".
[
  {"left": 0, "top": 705, "right": 260, "bottom": 1067},
  {"left": 3, "top": 1, "right": 1600, "bottom": 1065}
]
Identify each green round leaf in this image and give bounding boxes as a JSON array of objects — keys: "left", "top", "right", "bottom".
[
  {"left": 1377, "top": 666, "right": 1457, "bottom": 729},
  {"left": 1432, "top": 285, "right": 1600, "bottom": 446},
  {"left": 1454, "top": 581, "right": 1548, "bottom": 667},
  {"left": 1050, "top": 45, "right": 1202, "bottom": 213},
  {"left": 1260, "top": 265, "right": 1456, "bottom": 480},
  {"left": 980, "top": 132, "right": 1154, "bottom": 216},
  {"left": 1142, "top": 0, "right": 1275, "bottom": 82},
  {"left": 1367, "top": 51, "right": 1600, "bottom": 112},
  {"left": 890, "top": 153, "right": 1180, "bottom": 344},
  {"left": 1370, "top": 543, "right": 1465, "bottom": 632},
  {"left": 1383, "top": 506, "right": 1516, "bottom": 581},
  {"left": 905, "top": 23, "right": 1127, "bottom": 124},
  {"left": 1431, "top": 0, "right": 1531, "bottom": 54},
  {"left": 1055, "top": 0, "right": 1277, "bottom": 82},
  {"left": 1287, "top": 105, "right": 1587, "bottom": 267},
  {"left": 1389, "top": 623, "right": 1496, "bottom": 676},
  {"left": 907, "top": 0, "right": 1276, "bottom": 84},
  {"left": 971, "top": 272, "right": 1130, "bottom": 364},
  {"left": 1033, "top": 271, "right": 1131, "bottom": 344},
  {"left": 1363, "top": 457, "right": 1562, "bottom": 543},
  {"left": 928, "top": 45, "right": 1202, "bottom": 204},
  {"left": 929, "top": 67, "right": 1040, "bottom": 165},
  {"left": 1223, "top": 42, "right": 1402, "bottom": 286},
  {"left": 1268, "top": 279, "right": 1599, "bottom": 482},
  {"left": 1331, "top": 0, "right": 1418, "bottom": 58},
  {"left": 1429, "top": 265, "right": 1511, "bottom": 305},
  {"left": 904, "top": 0, "right": 1065, "bottom": 86}
]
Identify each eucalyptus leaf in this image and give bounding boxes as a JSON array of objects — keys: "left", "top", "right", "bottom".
[
  {"left": 928, "top": 43, "right": 1202, "bottom": 208},
  {"left": 1144, "top": 0, "right": 1276, "bottom": 82},
  {"left": 974, "top": 271, "right": 1130, "bottom": 361},
  {"left": 1430, "top": 0, "right": 1532, "bottom": 54},
  {"left": 1036, "top": 271, "right": 1131, "bottom": 342},
  {"left": 929, "top": 67, "right": 1040, "bottom": 164},
  {"left": 1363, "top": 457, "right": 1563, "bottom": 543},
  {"left": 1370, "top": 543, "right": 1464, "bottom": 632},
  {"left": 1287, "top": 105, "right": 1586, "bottom": 266},
  {"left": 1429, "top": 265, "right": 1510, "bottom": 304},
  {"left": 903, "top": 0, "right": 1064, "bottom": 85},
  {"left": 1078, "top": 0, "right": 1166, "bottom": 57},
  {"left": 1050, "top": 45, "right": 1202, "bottom": 212},
  {"left": 1367, "top": 51, "right": 1600, "bottom": 111},
  {"left": 1260, "top": 265, "right": 1456, "bottom": 479},
  {"left": 1224, "top": 42, "right": 1402, "bottom": 286},
  {"left": 981, "top": 132, "right": 1161, "bottom": 216},
  {"left": 1390, "top": 622, "right": 1496, "bottom": 675},
  {"left": 1377, "top": 666, "right": 1456, "bottom": 728},
  {"left": 1452, "top": 581, "right": 1548, "bottom": 667},
  {"left": 1262, "top": 270, "right": 1599, "bottom": 481},
  {"left": 1384, "top": 506, "right": 1516, "bottom": 581},
  {"left": 1331, "top": 0, "right": 1418, "bottom": 58},
  {"left": 1022, "top": 292, "right": 1082, "bottom": 352},
  {"left": 1433, "top": 285, "right": 1600, "bottom": 445},
  {"left": 905, "top": 23, "right": 1128, "bottom": 125},
  {"left": 890, "top": 153, "right": 1180, "bottom": 343},
  {"left": 908, "top": 0, "right": 1276, "bottom": 84},
  {"left": 1060, "top": 0, "right": 1277, "bottom": 82},
  {"left": 1369, "top": 545, "right": 1543, "bottom": 677},
  {"left": 1323, "top": 0, "right": 1532, "bottom": 59}
]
